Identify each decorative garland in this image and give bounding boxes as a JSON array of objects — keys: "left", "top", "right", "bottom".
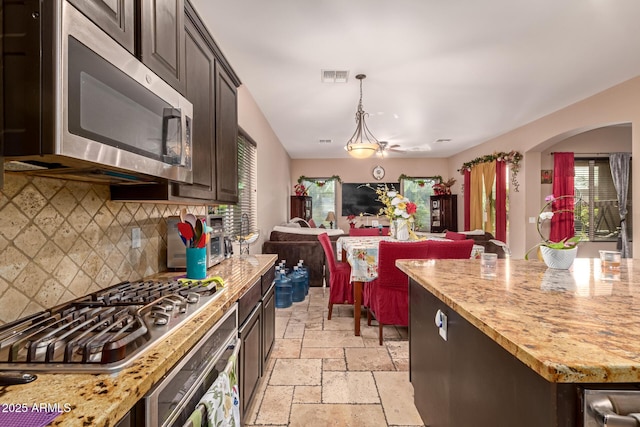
[
  {"left": 397, "top": 174, "right": 443, "bottom": 185},
  {"left": 297, "top": 175, "right": 342, "bottom": 187},
  {"left": 457, "top": 151, "right": 523, "bottom": 192}
]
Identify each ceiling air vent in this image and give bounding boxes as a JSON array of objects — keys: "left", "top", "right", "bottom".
[
  {"left": 318, "top": 139, "right": 332, "bottom": 144},
  {"left": 321, "top": 70, "right": 349, "bottom": 83}
]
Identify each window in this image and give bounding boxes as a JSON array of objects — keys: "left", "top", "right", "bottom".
[
  {"left": 302, "top": 179, "right": 337, "bottom": 228},
  {"left": 218, "top": 132, "right": 257, "bottom": 238},
  {"left": 574, "top": 158, "right": 632, "bottom": 241},
  {"left": 401, "top": 178, "right": 439, "bottom": 231}
]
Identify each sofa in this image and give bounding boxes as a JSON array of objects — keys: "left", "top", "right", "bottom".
[
  {"left": 262, "top": 226, "right": 345, "bottom": 287},
  {"left": 445, "top": 230, "right": 509, "bottom": 258}
]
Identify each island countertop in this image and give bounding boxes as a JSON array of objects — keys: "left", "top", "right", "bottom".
[
  {"left": 396, "top": 257, "right": 640, "bottom": 384},
  {"left": 0, "top": 254, "right": 276, "bottom": 427}
]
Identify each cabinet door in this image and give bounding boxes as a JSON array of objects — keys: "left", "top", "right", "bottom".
[
  {"left": 215, "top": 65, "right": 239, "bottom": 203},
  {"left": 262, "top": 284, "right": 276, "bottom": 366},
  {"left": 68, "top": 0, "right": 135, "bottom": 54},
  {"left": 239, "top": 304, "right": 262, "bottom": 419},
  {"left": 173, "top": 9, "right": 216, "bottom": 200},
  {"left": 410, "top": 280, "right": 450, "bottom": 426},
  {"left": 139, "top": 0, "right": 186, "bottom": 94}
]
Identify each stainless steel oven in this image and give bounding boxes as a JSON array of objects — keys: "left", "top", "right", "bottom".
[
  {"left": 583, "top": 387, "right": 640, "bottom": 427},
  {"left": 140, "top": 305, "right": 239, "bottom": 427},
  {"left": 3, "top": 0, "right": 193, "bottom": 184}
]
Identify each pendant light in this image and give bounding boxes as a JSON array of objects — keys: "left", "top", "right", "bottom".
[{"left": 345, "top": 74, "right": 381, "bottom": 159}]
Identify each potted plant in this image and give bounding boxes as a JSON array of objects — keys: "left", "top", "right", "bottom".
[{"left": 525, "top": 194, "right": 584, "bottom": 269}]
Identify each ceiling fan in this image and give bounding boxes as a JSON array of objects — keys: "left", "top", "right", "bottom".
[
  {"left": 376, "top": 141, "right": 432, "bottom": 157},
  {"left": 376, "top": 141, "right": 405, "bottom": 157}
]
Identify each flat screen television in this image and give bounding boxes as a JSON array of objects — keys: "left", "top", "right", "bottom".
[{"left": 341, "top": 182, "right": 400, "bottom": 216}]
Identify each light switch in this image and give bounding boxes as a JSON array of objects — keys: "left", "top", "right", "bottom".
[{"left": 528, "top": 216, "right": 537, "bottom": 224}]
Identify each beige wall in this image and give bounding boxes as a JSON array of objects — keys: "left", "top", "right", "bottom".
[
  {"left": 449, "top": 75, "right": 640, "bottom": 258},
  {"left": 289, "top": 75, "right": 640, "bottom": 259},
  {"left": 291, "top": 157, "right": 450, "bottom": 230},
  {"left": 237, "top": 86, "right": 291, "bottom": 252}
]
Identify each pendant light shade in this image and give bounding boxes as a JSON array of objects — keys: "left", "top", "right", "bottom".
[{"left": 345, "top": 74, "right": 381, "bottom": 159}]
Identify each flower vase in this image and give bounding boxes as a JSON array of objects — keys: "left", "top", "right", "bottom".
[
  {"left": 394, "top": 219, "right": 410, "bottom": 241},
  {"left": 389, "top": 220, "right": 396, "bottom": 239},
  {"left": 540, "top": 246, "right": 578, "bottom": 269}
]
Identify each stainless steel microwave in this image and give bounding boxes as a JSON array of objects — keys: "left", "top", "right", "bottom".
[{"left": 2, "top": 0, "right": 193, "bottom": 184}]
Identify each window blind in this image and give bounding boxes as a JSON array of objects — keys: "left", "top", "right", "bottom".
[
  {"left": 574, "top": 158, "right": 632, "bottom": 241},
  {"left": 218, "top": 132, "right": 257, "bottom": 238}
]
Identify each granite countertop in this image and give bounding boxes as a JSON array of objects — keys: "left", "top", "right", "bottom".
[
  {"left": 0, "top": 254, "right": 276, "bottom": 427},
  {"left": 396, "top": 257, "right": 640, "bottom": 384}
]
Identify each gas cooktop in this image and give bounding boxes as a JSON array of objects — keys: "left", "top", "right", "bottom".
[{"left": 0, "top": 279, "right": 226, "bottom": 373}]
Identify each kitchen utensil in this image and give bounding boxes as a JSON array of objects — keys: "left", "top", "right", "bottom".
[
  {"left": 196, "top": 232, "right": 207, "bottom": 248},
  {"left": 177, "top": 222, "right": 194, "bottom": 244},
  {"left": 194, "top": 218, "right": 204, "bottom": 244},
  {"left": 179, "top": 207, "right": 187, "bottom": 223},
  {"left": 185, "top": 213, "right": 197, "bottom": 228}
]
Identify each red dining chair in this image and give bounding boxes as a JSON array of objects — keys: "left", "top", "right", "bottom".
[
  {"left": 349, "top": 228, "right": 381, "bottom": 236},
  {"left": 427, "top": 239, "right": 474, "bottom": 259},
  {"left": 366, "top": 240, "right": 431, "bottom": 345},
  {"left": 318, "top": 232, "right": 353, "bottom": 320},
  {"left": 444, "top": 230, "right": 468, "bottom": 241}
]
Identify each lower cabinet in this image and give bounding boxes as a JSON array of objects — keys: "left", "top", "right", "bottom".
[
  {"left": 262, "top": 283, "right": 276, "bottom": 365},
  {"left": 239, "top": 302, "right": 262, "bottom": 419},
  {"left": 238, "top": 265, "right": 276, "bottom": 420}
]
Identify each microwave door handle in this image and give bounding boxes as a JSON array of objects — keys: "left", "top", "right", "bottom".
[{"left": 162, "top": 108, "right": 184, "bottom": 166}]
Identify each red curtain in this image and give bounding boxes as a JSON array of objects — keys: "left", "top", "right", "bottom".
[
  {"left": 495, "top": 160, "right": 507, "bottom": 242},
  {"left": 550, "top": 152, "right": 575, "bottom": 242},
  {"left": 464, "top": 169, "right": 471, "bottom": 231}
]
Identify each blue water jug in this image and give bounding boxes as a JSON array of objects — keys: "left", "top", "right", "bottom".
[
  {"left": 275, "top": 269, "right": 293, "bottom": 309},
  {"left": 289, "top": 266, "right": 305, "bottom": 303},
  {"left": 297, "top": 260, "right": 309, "bottom": 296}
]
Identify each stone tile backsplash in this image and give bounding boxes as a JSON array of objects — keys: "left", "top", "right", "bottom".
[{"left": 0, "top": 174, "right": 207, "bottom": 325}]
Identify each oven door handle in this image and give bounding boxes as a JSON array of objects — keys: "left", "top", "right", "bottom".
[{"left": 589, "top": 396, "right": 640, "bottom": 427}]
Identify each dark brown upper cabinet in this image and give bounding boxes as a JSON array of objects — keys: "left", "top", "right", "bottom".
[
  {"left": 67, "top": 0, "right": 136, "bottom": 54},
  {"left": 139, "top": 0, "right": 186, "bottom": 94},
  {"left": 215, "top": 65, "right": 239, "bottom": 203},
  {"left": 110, "top": 0, "right": 241, "bottom": 204}
]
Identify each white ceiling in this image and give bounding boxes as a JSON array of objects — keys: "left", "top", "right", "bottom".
[{"left": 191, "top": 0, "right": 640, "bottom": 159}]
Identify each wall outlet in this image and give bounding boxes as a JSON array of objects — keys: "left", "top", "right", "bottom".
[
  {"left": 132, "top": 227, "right": 141, "bottom": 248},
  {"left": 528, "top": 217, "right": 537, "bottom": 224}
]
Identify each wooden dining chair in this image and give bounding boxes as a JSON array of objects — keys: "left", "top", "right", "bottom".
[
  {"left": 366, "top": 240, "right": 431, "bottom": 345},
  {"left": 349, "top": 228, "right": 381, "bottom": 236},
  {"left": 318, "top": 232, "right": 353, "bottom": 320}
]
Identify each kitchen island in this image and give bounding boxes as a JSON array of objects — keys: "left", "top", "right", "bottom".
[
  {"left": 0, "top": 254, "right": 276, "bottom": 427},
  {"left": 397, "top": 258, "right": 640, "bottom": 427}
]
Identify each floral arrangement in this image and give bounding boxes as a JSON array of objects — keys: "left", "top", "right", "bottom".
[
  {"left": 374, "top": 186, "right": 417, "bottom": 222},
  {"left": 294, "top": 183, "right": 308, "bottom": 196},
  {"left": 346, "top": 214, "right": 358, "bottom": 228},
  {"left": 432, "top": 177, "right": 457, "bottom": 195},
  {"left": 524, "top": 194, "right": 583, "bottom": 259},
  {"left": 457, "top": 150, "right": 523, "bottom": 192}
]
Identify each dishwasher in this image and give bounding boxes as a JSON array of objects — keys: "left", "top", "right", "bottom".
[
  {"left": 584, "top": 387, "right": 640, "bottom": 427},
  {"left": 140, "top": 304, "right": 240, "bottom": 427}
]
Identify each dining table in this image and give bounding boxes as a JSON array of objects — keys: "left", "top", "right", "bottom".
[
  {"left": 336, "top": 235, "right": 485, "bottom": 336},
  {"left": 336, "top": 235, "right": 390, "bottom": 336}
]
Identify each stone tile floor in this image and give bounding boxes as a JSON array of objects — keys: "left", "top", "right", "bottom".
[{"left": 243, "top": 287, "right": 425, "bottom": 427}]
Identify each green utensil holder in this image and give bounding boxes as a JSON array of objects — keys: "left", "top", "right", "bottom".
[{"left": 186, "top": 247, "right": 207, "bottom": 279}]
